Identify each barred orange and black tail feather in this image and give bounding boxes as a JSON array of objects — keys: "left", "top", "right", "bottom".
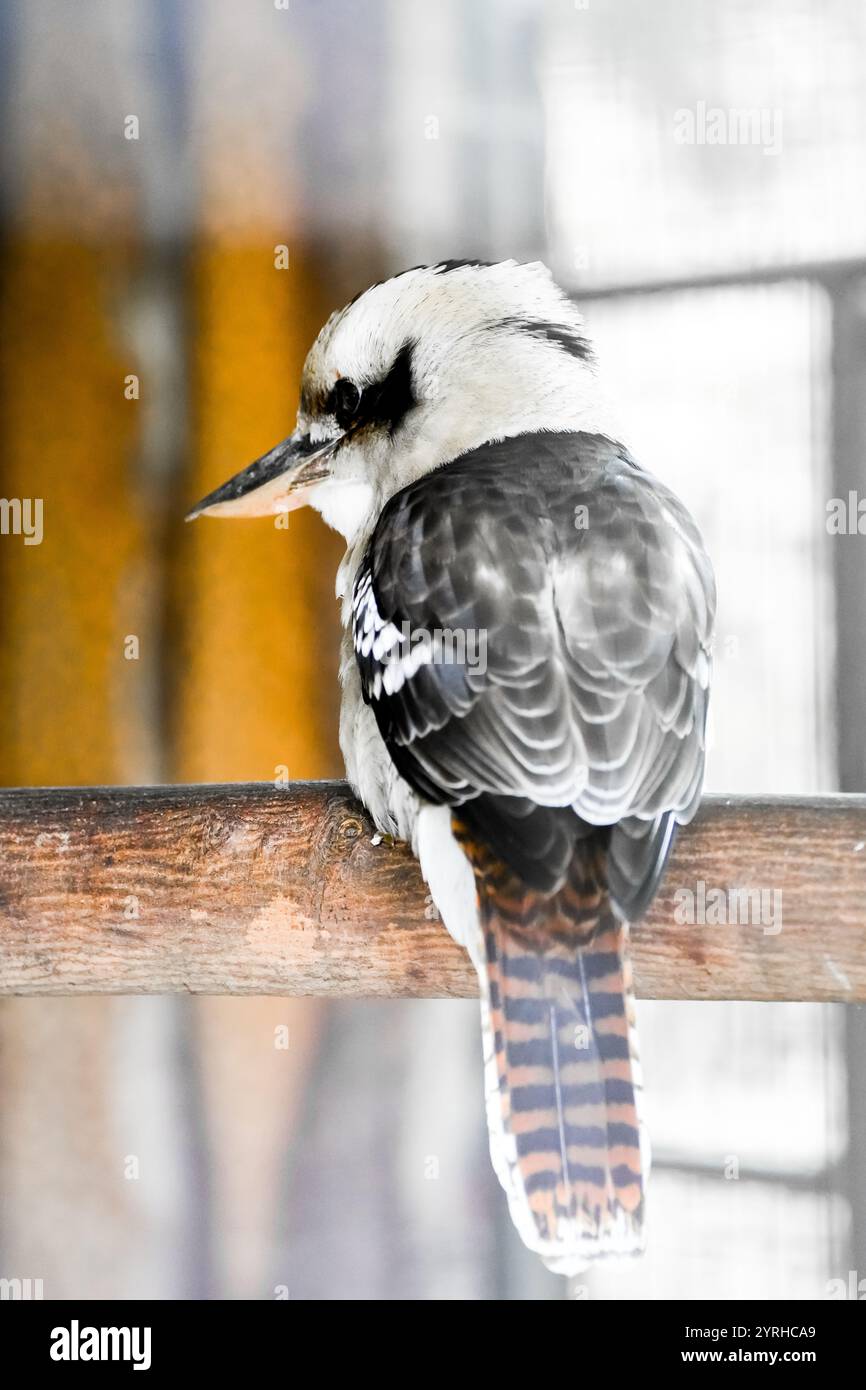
[{"left": 454, "top": 820, "right": 646, "bottom": 1273}]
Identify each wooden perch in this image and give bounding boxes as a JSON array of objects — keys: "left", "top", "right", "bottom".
[{"left": 0, "top": 783, "right": 864, "bottom": 1002}]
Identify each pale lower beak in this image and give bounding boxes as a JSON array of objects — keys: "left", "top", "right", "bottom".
[{"left": 185, "top": 430, "right": 340, "bottom": 521}]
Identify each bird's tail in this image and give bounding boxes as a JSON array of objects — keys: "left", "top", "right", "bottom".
[{"left": 453, "top": 821, "right": 646, "bottom": 1275}]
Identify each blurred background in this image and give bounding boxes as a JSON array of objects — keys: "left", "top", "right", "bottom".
[{"left": 0, "top": 0, "right": 864, "bottom": 1300}]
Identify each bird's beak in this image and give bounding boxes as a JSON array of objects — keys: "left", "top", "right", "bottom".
[{"left": 185, "top": 430, "right": 340, "bottom": 521}]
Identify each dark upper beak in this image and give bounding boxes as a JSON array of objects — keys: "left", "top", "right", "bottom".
[{"left": 185, "top": 430, "right": 340, "bottom": 521}]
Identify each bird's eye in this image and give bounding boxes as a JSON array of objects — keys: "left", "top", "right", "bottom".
[{"left": 331, "top": 378, "right": 362, "bottom": 429}]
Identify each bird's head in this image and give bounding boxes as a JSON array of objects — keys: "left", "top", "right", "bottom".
[{"left": 186, "top": 259, "right": 603, "bottom": 542}]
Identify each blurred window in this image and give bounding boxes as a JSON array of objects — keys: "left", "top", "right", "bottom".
[{"left": 542, "top": 0, "right": 864, "bottom": 1299}]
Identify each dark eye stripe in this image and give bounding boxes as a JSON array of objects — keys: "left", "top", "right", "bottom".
[
  {"left": 360, "top": 341, "right": 417, "bottom": 436},
  {"left": 326, "top": 340, "right": 417, "bottom": 438}
]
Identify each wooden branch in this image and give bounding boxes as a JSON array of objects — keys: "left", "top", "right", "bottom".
[{"left": 0, "top": 784, "right": 863, "bottom": 1002}]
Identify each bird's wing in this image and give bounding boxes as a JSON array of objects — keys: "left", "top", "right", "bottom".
[{"left": 354, "top": 430, "right": 715, "bottom": 910}]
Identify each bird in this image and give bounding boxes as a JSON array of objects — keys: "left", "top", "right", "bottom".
[{"left": 187, "top": 259, "right": 716, "bottom": 1274}]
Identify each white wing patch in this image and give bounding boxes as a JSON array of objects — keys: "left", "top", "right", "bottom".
[{"left": 352, "top": 569, "right": 437, "bottom": 699}]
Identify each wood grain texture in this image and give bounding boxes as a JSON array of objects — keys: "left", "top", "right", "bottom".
[{"left": 0, "top": 784, "right": 864, "bottom": 1001}]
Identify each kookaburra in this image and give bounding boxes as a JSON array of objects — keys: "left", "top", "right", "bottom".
[{"left": 188, "top": 260, "right": 716, "bottom": 1274}]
